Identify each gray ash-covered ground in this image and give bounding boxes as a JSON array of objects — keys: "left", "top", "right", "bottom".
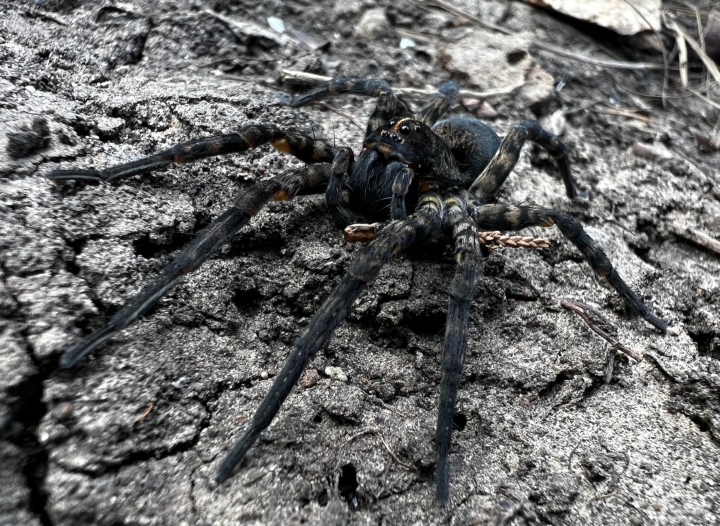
[{"left": 1, "top": 0, "right": 719, "bottom": 524}]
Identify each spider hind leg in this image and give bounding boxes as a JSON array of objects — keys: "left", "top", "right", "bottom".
[
  {"left": 471, "top": 204, "right": 666, "bottom": 332},
  {"left": 468, "top": 120, "right": 586, "bottom": 202}
]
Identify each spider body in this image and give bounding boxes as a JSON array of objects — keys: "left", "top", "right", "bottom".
[{"left": 46, "top": 77, "right": 666, "bottom": 507}]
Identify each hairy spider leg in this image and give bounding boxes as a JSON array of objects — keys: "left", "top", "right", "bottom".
[
  {"left": 471, "top": 204, "right": 667, "bottom": 332},
  {"left": 326, "top": 147, "right": 354, "bottom": 228},
  {"left": 468, "top": 120, "right": 586, "bottom": 201},
  {"left": 275, "top": 77, "right": 413, "bottom": 134},
  {"left": 58, "top": 165, "right": 333, "bottom": 368},
  {"left": 215, "top": 193, "right": 445, "bottom": 483},
  {"left": 46, "top": 125, "right": 336, "bottom": 183},
  {"left": 435, "top": 195, "right": 484, "bottom": 507},
  {"left": 417, "top": 80, "right": 460, "bottom": 127},
  {"left": 390, "top": 165, "right": 414, "bottom": 219}
]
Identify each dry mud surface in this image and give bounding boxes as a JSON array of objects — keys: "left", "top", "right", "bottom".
[{"left": 1, "top": 0, "right": 720, "bottom": 524}]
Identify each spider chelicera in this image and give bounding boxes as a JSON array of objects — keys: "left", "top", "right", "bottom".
[{"left": 46, "top": 77, "right": 666, "bottom": 506}]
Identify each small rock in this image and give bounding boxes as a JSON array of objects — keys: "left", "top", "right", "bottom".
[
  {"left": 541, "top": 109, "right": 567, "bottom": 137},
  {"left": 518, "top": 65, "right": 555, "bottom": 107},
  {"left": 632, "top": 141, "right": 673, "bottom": 162},
  {"left": 267, "top": 16, "right": 285, "bottom": 33},
  {"left": 302, "top": 368, "right": 320, "bottom": 388},
  {"left": 399, "top": 37, "right": 415, "bottom": 49},
  {"left": 437, "top": 28, "right": 532, "bottom": 92},
  {"left": 325, "top": 366, "right": 348, "bottom": 382},
  {"left": 355, "top": 8, "right": 388, "bottom": 39}
]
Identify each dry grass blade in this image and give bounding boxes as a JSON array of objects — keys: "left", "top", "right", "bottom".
[
  {"left": 316, "top": 102, "right": 365, "bottom": 132},
  {"left": 668, "top": 223, "right": 720, "bottom": 255},
  {"left": 478, "top": 231, "right": 551, "bottom": 249},
  {"left": 676, "top": 33, "right": 689, "bottom": 87},
  {"left": 667, "top": 18, "right": 720, "bottom": 86},
  {"left": 561, "top": 299, "right": 644, "bottom": 362}
]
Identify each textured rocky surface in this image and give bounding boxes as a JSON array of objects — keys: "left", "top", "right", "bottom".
[{"left": 1, "top": 0, "right": 719, "bottom": 524}]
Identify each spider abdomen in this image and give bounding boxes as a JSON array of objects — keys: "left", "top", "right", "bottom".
[{"left": 431, "top": 117, "right": 501, "bottom": 187}]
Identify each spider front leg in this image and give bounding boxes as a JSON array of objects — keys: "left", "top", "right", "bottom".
[
  {"left": 215, "top": 193, "right": 445, "bottom": 483},
  {"left": 275, "top": 77, "right": 413, "bottom": 134},
  {"left": 326, "top": 147, "right": 354, "bottom": 228},
  {"left": 46, "top": 125, "right": 336, "bottom": 182},
  {"left": 417, "top": 80, "right": 460, "bottom": 127},
  {"left": 435, "top": 195, "right": 484, "bottom": 507},
  {"left": 468, "top": 120, "right": 586, "bottom": 201},
  {"left": 390, "top": 164, "right": 415, "bottom": 220},
  {"left": 471, "top": 203, "right": 667, "bottom": 331},
  {"left": 58, "top": 165, "right": 332, "bottom": 368}
]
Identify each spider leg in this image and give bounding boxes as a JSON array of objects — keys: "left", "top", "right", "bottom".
[
  {"left": 46, "top": 126, "right": 336, "bottom": 183},
  {"left": 326, "top": 147, "right": 354, "bottom": 228},
  {"left": 417, "top": 80, "right": 460, "bottom": 127},
  {"left": 215, "top": 193, "right": 445, "bottom": 483},
  {"left": 390, "top": 165, "right": 414, "bottom": 220},
  {"left": 435, "top": 195, "right": 484, "bottom": 507},
  {"left": 468, "top": 120, "right": 585, "bottom": 201},
  {"left": 275, "top": 77, "right": 412, "bottom": 135},
  {"left": 471, "top": 203, "right": 667, "bottom": 332},
  {"left": 59, "top": 165, "right": 332, "bottom": 368}
]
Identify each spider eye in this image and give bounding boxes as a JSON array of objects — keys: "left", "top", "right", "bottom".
[
  {"left": 399, "top": 124, "right": 411, "bottom": 136},
  {"left": 388, "top": 120, "right": 396, "bottom": 127}
]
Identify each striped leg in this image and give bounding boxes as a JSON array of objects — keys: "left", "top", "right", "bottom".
[
  {"left": 468, "top": 120, "right": 585, "bottom": 201},
  {"left": 390, "top": 165, "right": 414, "bottom": 220},
  {"left": 46, "top": 125, "right": 336, "bottom": 183},
  {"left": 470, "top": 204, "right": 667, "bottom": 332},
  {"left": 59, "top": 165, "right": 332, "bottom": 368},
  {"left": 275, "top": 77, "right": 412, "bottom": 135},
  {"left": 435, "top": 195, "right": 484, "bottom": 507},
  {"left": 216, "top": 193, "right": 445, "bottom": 483},
  {"left": 326, "top": 147, "right": 354, "bottom": 228},
  {"left": 418, "top": 80, "right": 460, "bottom": 127}
]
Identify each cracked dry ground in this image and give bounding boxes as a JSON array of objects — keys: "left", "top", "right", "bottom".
[{"left": 1, "top": 0, "right": 720, "bottom": 524}]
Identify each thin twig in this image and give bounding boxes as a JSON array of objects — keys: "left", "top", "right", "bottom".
[
  {"left": 620, "top": 0, "right": 670, "bottom": 105},
  {"left": 667, "top": 18, "right": 720, "bottom": 86},
  {"left": 590, "top": 105, "right": 662, "bottom": 124},
  {"left": 668, "top": 223, "right": 720, "bottom": 254},
  {"left": 414, "top": 0, "right": 513, "bottom": 35},
  {"left": 561, "top": 299, "right": 644, "bottom": 362},
  {"left": 347, "top": 428, "right": 416, "bottom": 471},
  {"left": 316, "top": 102, "right": 365, "bottom": 132}
]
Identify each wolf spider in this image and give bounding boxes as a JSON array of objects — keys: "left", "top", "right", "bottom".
[{"left": 47, "top": 77, "right": 666, "bottom": 506}]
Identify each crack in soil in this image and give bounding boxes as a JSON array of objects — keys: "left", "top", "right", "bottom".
[{"left": 0, "top": 261, "right": 54, "bottom": 526}]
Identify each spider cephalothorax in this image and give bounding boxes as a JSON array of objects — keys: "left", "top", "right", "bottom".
[{"left": 46, "top": 77, "right": 666, "bottom": 507}]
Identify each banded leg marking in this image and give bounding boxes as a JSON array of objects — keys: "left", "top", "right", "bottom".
[
  {"left": 47, "top": 125, "right": 337, "bottom": 183},
  {"left": 471, "top": 204, "right": 666, "bottom": 332},
  {"left": 60, "top": 165, "right": 332, "bottom": 368},
  {"left": 435, "top": 195, "right": 484, "bottom": 507},
  {"left": 468, "top": 120, "right": 584, "bottom": 201},
  {"left": 418, "top": 80, "right": 460, "bottom": 127}
]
